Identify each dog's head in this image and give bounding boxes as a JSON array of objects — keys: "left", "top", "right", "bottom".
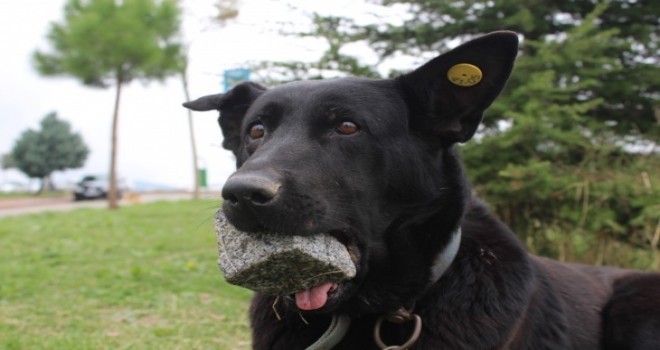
[{"left": 184, "top": 32, "right": 518, "bottom": 315}]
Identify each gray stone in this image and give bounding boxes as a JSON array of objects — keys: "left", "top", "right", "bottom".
[{"left": 215, "top": 212, "right": 357, "bottom": 295}]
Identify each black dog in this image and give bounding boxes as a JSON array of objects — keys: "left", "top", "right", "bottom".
[{"left": 184, "top": 32, "right": 660, "bottom": 349}]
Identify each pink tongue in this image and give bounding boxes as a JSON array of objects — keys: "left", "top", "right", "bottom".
[{"left": 295, "top": 283, "right": 336, "bottom": 310}]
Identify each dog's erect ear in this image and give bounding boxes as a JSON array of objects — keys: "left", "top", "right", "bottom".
[
  {"left": 398, "top": 31, "right": 518, "bottom": 144},
  {"left": 183, "top": 82, "right": 266, "bottom": 155}
]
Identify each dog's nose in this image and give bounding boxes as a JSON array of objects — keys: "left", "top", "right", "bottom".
[{"left": 222, "top": 173, "right": 281, "bottom": 207}]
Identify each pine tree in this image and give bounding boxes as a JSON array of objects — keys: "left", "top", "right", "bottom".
[{"left": 33, "top": 0, "right": 184, "bottom": 209}]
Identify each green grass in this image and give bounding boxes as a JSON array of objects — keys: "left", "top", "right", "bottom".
[{"left": 0, "top": 200, "right": 252, "bottom": 350}]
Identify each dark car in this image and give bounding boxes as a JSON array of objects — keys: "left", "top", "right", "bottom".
[{"left": 73, "top": 175, "right": 128, "bottom": 201}]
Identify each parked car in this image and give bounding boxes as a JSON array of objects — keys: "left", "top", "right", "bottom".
[{"left": 73, "top": 175, "right": 128, "bottom": 201}]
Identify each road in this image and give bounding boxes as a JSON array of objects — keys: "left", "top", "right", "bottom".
[{"left": 0, "top": 192, "right": 220, "bottom": 218}]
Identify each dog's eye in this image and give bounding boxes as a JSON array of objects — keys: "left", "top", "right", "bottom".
[
  {"left": 336, "top": 121, "right": 359, "bottom": 135},
  {"left": 249, "top": 123, "right": 265, "bottom": 139}
]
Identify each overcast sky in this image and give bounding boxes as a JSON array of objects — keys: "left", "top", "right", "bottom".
[{"left": 0, "top": 0, "right": 406, "bottom": 190}]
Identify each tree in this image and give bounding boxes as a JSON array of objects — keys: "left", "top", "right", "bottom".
[
  {"left": 10, "top": 112, "right": 89, "bottom": 193},
  {"left": 34, "top": 0, "right": 184, "bottom": 209},
  {"left": 460, "top": 14, "right": 659, "bottom": 268},
  {"left": 259, "top": 1, "right": 659, "bottom": 268}
]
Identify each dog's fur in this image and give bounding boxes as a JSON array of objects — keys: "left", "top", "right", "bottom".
[{"left": 184, "top": 32, "right": 660, "bottom": 349}]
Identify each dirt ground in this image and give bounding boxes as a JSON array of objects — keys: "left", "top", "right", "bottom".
[
  {"left": 0, "top": 196, "right": 70, "bottom": 210},
  {"left": 0, "top": 192, "right": 214, "bottom": 218}
]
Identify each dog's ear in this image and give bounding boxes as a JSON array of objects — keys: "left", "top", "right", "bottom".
[
  {"left": 398, "top": 31, "right": 518, "bottom": 144},
  {"left": 183, "top": 82, "right": 266, "bottom": 155}
]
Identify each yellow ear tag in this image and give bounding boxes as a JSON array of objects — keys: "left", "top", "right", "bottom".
[{"left": 447, "top": 63, "right": 483, "bottom": 87}]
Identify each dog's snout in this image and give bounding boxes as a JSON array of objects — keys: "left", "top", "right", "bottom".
[{"left": 222, "top": 173, "right": 281, "bottom": 207}]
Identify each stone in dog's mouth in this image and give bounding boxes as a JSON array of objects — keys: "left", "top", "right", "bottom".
[
  {"left": 215, "top": 212, "right": 358, "bottom": 311},
  {"left": 293, "top": 229, "right": 359, "bottom": 311}
]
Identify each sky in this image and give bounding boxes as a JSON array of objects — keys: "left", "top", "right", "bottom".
[{"left": 0, "top": 0, "right": 407, "bottom": 191}]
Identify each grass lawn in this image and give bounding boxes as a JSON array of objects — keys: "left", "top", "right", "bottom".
[{"left": 0, "top": 200, "right": 253, "bottom": 350}]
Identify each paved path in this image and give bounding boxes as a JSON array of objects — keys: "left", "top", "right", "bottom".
[{"left": 0, "top": 192, "right": 219, "bottom": 218}]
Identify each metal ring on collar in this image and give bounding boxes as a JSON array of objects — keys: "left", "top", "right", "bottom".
[{"left": 373, "top": 312, "right": 422, "bottom": 350}]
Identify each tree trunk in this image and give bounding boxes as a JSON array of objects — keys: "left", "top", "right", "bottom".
[
  {"left": 37, "top": 176, "right": 46, "bottom": 194},
  {"left": 47, "top": 174, "right": 56, "bottom": 191},
  {"left": 181, "top": 70, "right": 200, "bottom": 200},
  {"left": 108, "top": 73, "right": 123, "bottom": 210},
  {"left": 652, "top": 219, "right": 660, "bottom": 270},
  {"left": 595, "top": 232, "right": 607, "bottom": 266},
  {"left": 37, "top": 175, "right": 56, "bottom": 194}
]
